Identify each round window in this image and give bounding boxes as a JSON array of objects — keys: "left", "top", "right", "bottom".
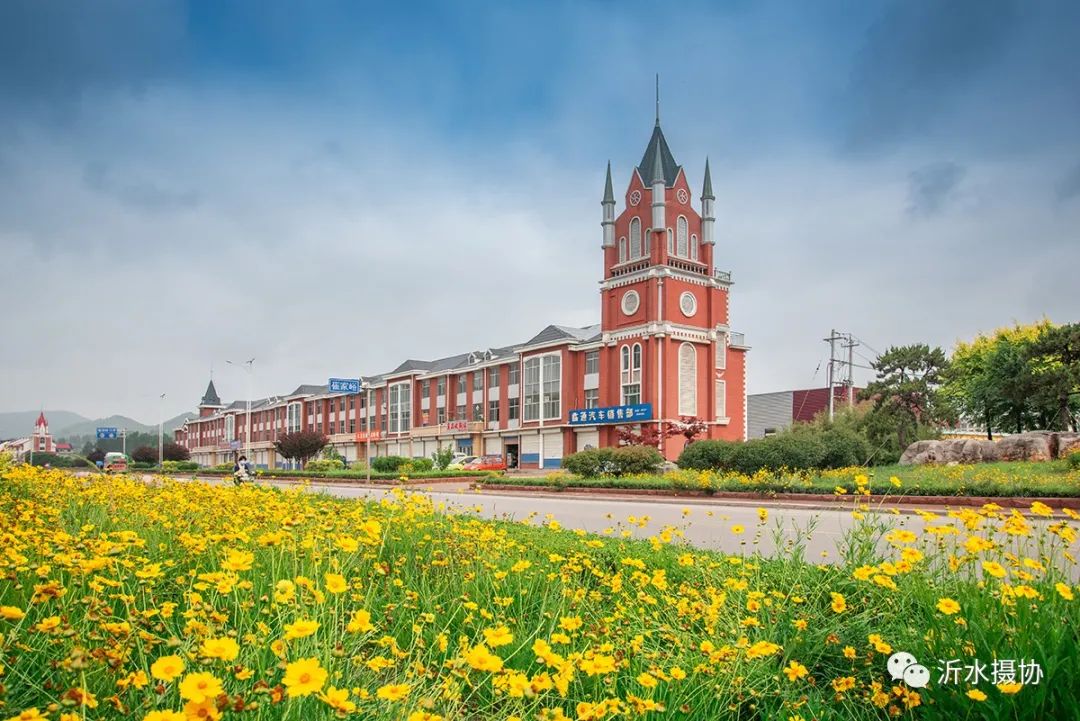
[
  {"left": 621, "top": 290, "right": 640, "bottom": 316},
  {"left": 679, "top": 291, "right": 697, "bottom": 317}
]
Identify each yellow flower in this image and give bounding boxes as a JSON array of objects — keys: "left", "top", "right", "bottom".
[
  {"left": 889, "top": 476, "right": 902, "bottom": 487},
  {"left": 483, "top": 626, "right": 514, "bottom": 648},
  {"left": 636, "top": 672, "right": 658, "bottom": 688},
  {"left": 997, "top": 682, "right": 1023, "bottom": 694},
  {"left": 832, "top": 676, "right": 856, "bottom": 692},
  {"left": 1029, "top": 502, "right": 1053, "bottom": 517},
  {"left": 178, "top": 672, "right": 223, "bottom": 704},
  {"left": 284, "top": 618, "right": 320, "bottom": 640},
  {"left": 34, "top": 616, "right": 61, "bottom": 633},
  {"left": 936, "top": 598, "right": 961, "bottom": 615},
  {"left": 669, "top": 666, "right": 686, "bottom": 680},
  {"left": 756, "top": 508, "right": 768, "bottom": 523},
  {"left": 1055, "top": 583, "right": 1074, "bottom": 601},
  {"left": 730, "top": 524, "right": 745, "bottom": 535},
  {"left": 324, "top": 573, "right": 348, "bottom": 594},
  {"left": 151, "top": 655, "right": 186, "bottom": 683},
  {"left": 5, "top": 710, "right": 46, "bottom": 721},
  {"left": 967, "top": 689, "right": 987, "bottom": 701},
  {"left": 982, "top": 561, "right": 1007, "bottom": 579},
  {"left": 347, "top": 609, "right": 374, "bottom": 633},
  {"left": 745, "top": 641, "right": 781, "bottom": 660},
  {"left": 558, "top": 616, "right": 583, "bottom": 631},
  {"left": 0, "top": 606, "right": 25, "bottom": 621},
  {"left": 183, "top": 698, "right": 222, "bottom": 721},
  {"left": 375, "top": 683, "right": 411, "bottom": 701},
  {"left": 406, "top": 714, "right": 445, "bottom": 721},
  {"left": 842, "top": 646, "right": 856, "bottom": 660},
  {"left": 143, "top": 712, "right": 187, "bottom": 721},
  {"left": 830, "top": 592, "right": 846, "bottom": 613},
  {"left": 465, "top": 644, "right": 504, "bottom": 672},
  {"left": 282, "top": 657, "right": 327, "bottom": 697},
  {"left": 220, "top": 549, "right": 254, "bottom": 571},
  {"left": 200, "top": 636, "right": 239, "bottom": 662},
  {"left": 783, "top": 660, "right": 808, "bottom": 682}
]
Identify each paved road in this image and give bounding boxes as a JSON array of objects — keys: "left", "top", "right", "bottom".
[{"left": 209, "top": 478, "right": 1080, "bottom": 572}]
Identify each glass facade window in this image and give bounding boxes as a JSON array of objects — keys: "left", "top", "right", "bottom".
[
  {"left": 437, "top": 407, "right": 446, "bottom": 424},
  {"left": 508, "top": 397, "right": 520, "bottom": 421},
  {"left": 621, "top": 343, "right": 642, "bottom": 406},
  {"left": 455, "top": 404, "right": 465, "bottom": 420},
  {"left": 508, "top": 364, "right": 520, "bottom": 386},
  {"left": 388, "top": 382, "right": 412, "bottom": 434},
  {"left": 287, "top": 403, "right": 302, "bottom": 433},
  {"left": 473, "top": 373, "right": 482, "bottom": 392},
  {"left": 437, "top": 377, "right": 446, "bottom": 396},
  {"left": 585, "top": 350, "right": 599, "bottom": 375},
  {"left": 472, "top": 403, "right": 483, "bottom": 421},
  {"left": 458, "top": 375, "right": 467, "bottom": 393},
  {"left": 488, "top": 400, "right": 500, "bottom": 422},
  {"left": 523, "top": 357, "right": 541, "bottom": 421},
  {"left": 421, "top": 379, "right": 430, "bottom": 397},
  {"left": 542, "top": 355, "right": 561, "bottom": 420},
  {"left": 584, "top": 388, "right": 599, "bottom": 408},
  {"left": 488, "top": 366, "right": 499, "bottom": 387}
]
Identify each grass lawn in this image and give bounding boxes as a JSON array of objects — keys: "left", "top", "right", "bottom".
[
  {"left": 1, "top": 464, "right": 1078, "bottom": 720},
  {"left": 481, "top": 460, "right": 1080, "bottom": 498}
]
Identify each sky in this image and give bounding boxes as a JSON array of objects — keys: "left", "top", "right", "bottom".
[{"left": 1, "top": 0, "right": 1078, "bottom": 423}]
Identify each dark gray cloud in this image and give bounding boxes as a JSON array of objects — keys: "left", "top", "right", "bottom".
[
  {"left": 843, "top": 0, "right": 1080, "bottom": 153},
  {"left": 907, "top": 161, "right": 965, "bottom": 217}
]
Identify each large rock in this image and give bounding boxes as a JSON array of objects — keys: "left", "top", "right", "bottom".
[{"left": 899, "top": 430, "right": 1075, "bottom": 465}]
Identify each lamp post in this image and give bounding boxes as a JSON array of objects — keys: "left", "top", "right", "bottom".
[
  {"left": 158, "top": 393, "right": 166, "bottom": 467},
  {"left": 227, "top": 358, "right": 255, "bottom": 463}
]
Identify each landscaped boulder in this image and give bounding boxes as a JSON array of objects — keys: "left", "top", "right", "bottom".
[{"left": 899, "top": 431, "right": 1074, "bottom": 465}]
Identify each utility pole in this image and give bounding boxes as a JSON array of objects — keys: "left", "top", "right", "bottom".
[
  {"left": 158, "top": 394, "right": 166, "bottom": 467},
  {"left": 824, "top": 331, "right": 859, "bottom": 421}
]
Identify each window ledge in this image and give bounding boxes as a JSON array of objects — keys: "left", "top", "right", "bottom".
[{"left": 714, "top": 417, "right": 731, "bottom": 425}]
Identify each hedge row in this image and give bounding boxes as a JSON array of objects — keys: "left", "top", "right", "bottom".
[
  {"left": 677, "top": 426, "right": 870, "bottom": 474},
  {"left": 561, "top": 446, "right": 665, "bottom": 477},
  {"left": 184, "top": 468, "right": 492, "bottom": 481}
]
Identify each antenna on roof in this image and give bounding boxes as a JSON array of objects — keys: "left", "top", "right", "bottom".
[{"left": 655, "top": 73, "right": 660, "bottom": 127}]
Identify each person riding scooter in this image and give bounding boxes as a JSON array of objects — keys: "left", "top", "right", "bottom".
[{"left": 233, "top": 454, "right": 252, "bottom": 485}]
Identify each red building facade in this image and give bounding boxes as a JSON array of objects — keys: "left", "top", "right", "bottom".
[{"left": 176, "top": 116, "right": 748, "bottom": 468}]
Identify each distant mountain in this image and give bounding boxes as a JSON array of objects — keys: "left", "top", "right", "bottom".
[
  {"left": 0, "top": 410, "right": 90, "bottom": 440},
  {"left": 56, "top": 415, "right": 154, "bottom": 438}
]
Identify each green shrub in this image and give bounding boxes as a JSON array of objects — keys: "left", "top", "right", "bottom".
[
  {"left": 161, "top": 460, "right": 199, "bottom": 472},
  {"left": 563, "top": 448, "right": 617, "bottom": 477},
  {"left": 131, "top": 461, "right": 156, "bottom": 470},
  {"left": 371, "top": 456, "right": 409, "bottom": 473},
  {"left": 611, "top": 445, "right": 664, "bottom": 475},
  {"left": 431, "top": 445, "right": 455, "bottom": 470},
  {"left": 306, "top": 458, "right": 346, "bottom": 472},
  {"left": 816, "top": 426, "right": 871, "bottom": 468},
  {"left": 403, "top": 458, "right": 434, "bottom": 473},
  {"left": 1068, "top": 451, "right": 1080, "bottom": 471},
  {"left": 677, "top": 440, "right": 741, "bottom": 470}
]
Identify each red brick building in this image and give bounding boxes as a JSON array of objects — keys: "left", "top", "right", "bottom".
[{"left": 176, "top": 115, "right": 749, "bottom": 468}]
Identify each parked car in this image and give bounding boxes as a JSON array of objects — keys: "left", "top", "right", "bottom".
[
  {"left": 103, "top": 452, "right": 128, "bottom": 473},
  {"left": 463, "top": 454, "right": 508, "bottom": 471},
  {"left": 447, "top": 455, "right": 478, "bottom": 470}
]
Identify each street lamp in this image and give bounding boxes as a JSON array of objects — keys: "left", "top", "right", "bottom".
[
  {"left": 158, "top": 393, "right": 166, "bottom": 467},
  {"left": 227, "top": 358, "right": 255, "bottom": 463}
]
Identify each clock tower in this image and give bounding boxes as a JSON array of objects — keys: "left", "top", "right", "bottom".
[{"left": 597, "top": 112, "right": 748, "bottom": 458}]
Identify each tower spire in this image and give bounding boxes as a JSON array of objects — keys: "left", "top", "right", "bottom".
[
  {"left": 655, "top": 74, "right": 660, "bottom": 127},
  {"left": 702, "top": 156, "right": 714, "bottom": 199},
  {"left": 603, "top": 161, "right": 614, "bottom": 204},
  {"left": 601, "top": 160, "right": 615, "bottom": 248}
]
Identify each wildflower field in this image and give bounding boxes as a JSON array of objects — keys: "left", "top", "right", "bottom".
[
  {"left": 1, "top": 466, "right": 1079, "bottom": 721},
  {"left": 482, "top": 461, "right": 1080, "bottom": 499}
]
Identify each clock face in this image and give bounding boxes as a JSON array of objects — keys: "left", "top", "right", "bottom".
[
  {"left": 621, "top": 290, "right": 640, "bottom": 316},
  {"left": 679, "top": 291, "right": 697, "bottom": 317},
  {"left": 629, "top": 190, "right": 642, "bottom": 206},
  {"left": 677, "top": 188, "right": 689, "bottom": 204}
]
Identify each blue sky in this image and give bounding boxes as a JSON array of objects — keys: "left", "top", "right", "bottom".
[{"left": 1, "top": 1, "right": 1078, "bottom": 420}]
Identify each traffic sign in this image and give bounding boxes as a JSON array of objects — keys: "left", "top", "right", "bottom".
[
  {"left": 96, "top": 427, "right": 119, "bottom": 439},
  {"left": 328, "top": 378, "right": 361, "bottom": 394}
]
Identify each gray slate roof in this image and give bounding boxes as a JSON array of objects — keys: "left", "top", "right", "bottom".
[
  {"left": 637, "top": 124, "right": 681, "bottom": 187},
  {"left": 200, "top": 380, "right": 222, "bottom": 406},
  {"left": 525, "top": 324, "right": 601, "bottom": 346}
]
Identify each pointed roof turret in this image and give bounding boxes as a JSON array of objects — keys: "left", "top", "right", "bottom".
[
  {"left": 35, "top": 411, "right": 47, "bottom": 428},
  {"left": 602, "top": 161, "right": 614, "bottom": 204},
  {"left": 637, "top": 124, "right": 680, "bottom": 187},
  {"left": 702, "top": 157, "right": 714, "bottom": 200},
  {"left": 200, "top": 379, "right": 222, "bottom": 407}
]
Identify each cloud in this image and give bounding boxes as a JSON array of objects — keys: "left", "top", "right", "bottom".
[{"left": 906, "top": 161, "right": 966, "bottom": 217}]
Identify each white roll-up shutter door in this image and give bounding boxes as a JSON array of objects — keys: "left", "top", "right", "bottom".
[
  {"left": 485, "top": 436, "right": 503, "bottom": 456},
  {"left": 576, "top": 429, "right": 599, "bottom": 452},
  {"left": 522, "top": 433, "right": 540, "bottom": 456},
  {"left": 543, "top": 431, "right": 563, "bottom": 463}
]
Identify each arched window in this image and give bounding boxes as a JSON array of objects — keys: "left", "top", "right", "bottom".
[
  {"left": 677, "top": 216, "right": 689, "bottom": 257},
  {"left": 678, "top": 342, "right": 697, "bottom": 416},
  {"left": 621, "top": 343, "right": 642, "bottom": 405},
  {"left": 690, "top": 233, "right": 699, "bottom": 261},
  {"left": 629, "top": 218, "right": 641, "bottom": 258},
  {"left": 618, "top": 237, "right": 627, "bottom": 263},
  {"left": 667, "top": 228, "right": 674, "bottom": 255}
]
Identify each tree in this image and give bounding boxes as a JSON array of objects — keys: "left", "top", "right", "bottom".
[
  {"left": 667, "top": 417, "right": 708, "bottom": 445},
  {"left": 616, "top": 424, "right": 665, "bottom": 448},
  {"left": 162, "top": 442, "right": 191, "bottom": 461},
  {"left": 131, "top": 446, "right": 157, "bottom": 464},
  {"left": 274, "top": 431, "right": 328, "bottom": 468},
  {"left": 86, "top": 448, "right": 106, "bottom": 464},
  {"left": 861, "top": 344, "right": 949, "bottom": 451},
  {"left": 1028, "top": 322, "right": 1080, "bottom": 431}
]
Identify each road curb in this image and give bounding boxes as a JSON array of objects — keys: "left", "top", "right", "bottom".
[{"left": 470, "top": 483, "right": 1080, "bottom": 511}]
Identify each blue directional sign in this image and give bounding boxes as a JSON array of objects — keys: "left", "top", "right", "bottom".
[
  {"left": 568, "top": 403, "right": 653, "bottom": 426},
  {"left": 328, "top": 377, "right": 361, "bottom": 394},
  {"left": 96, "top": 427, "right": 119, "bottom": 439}
]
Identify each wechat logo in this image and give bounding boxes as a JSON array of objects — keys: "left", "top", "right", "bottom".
[{"left": 888, "top": 651, "right": 930, "bottom": 689}]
